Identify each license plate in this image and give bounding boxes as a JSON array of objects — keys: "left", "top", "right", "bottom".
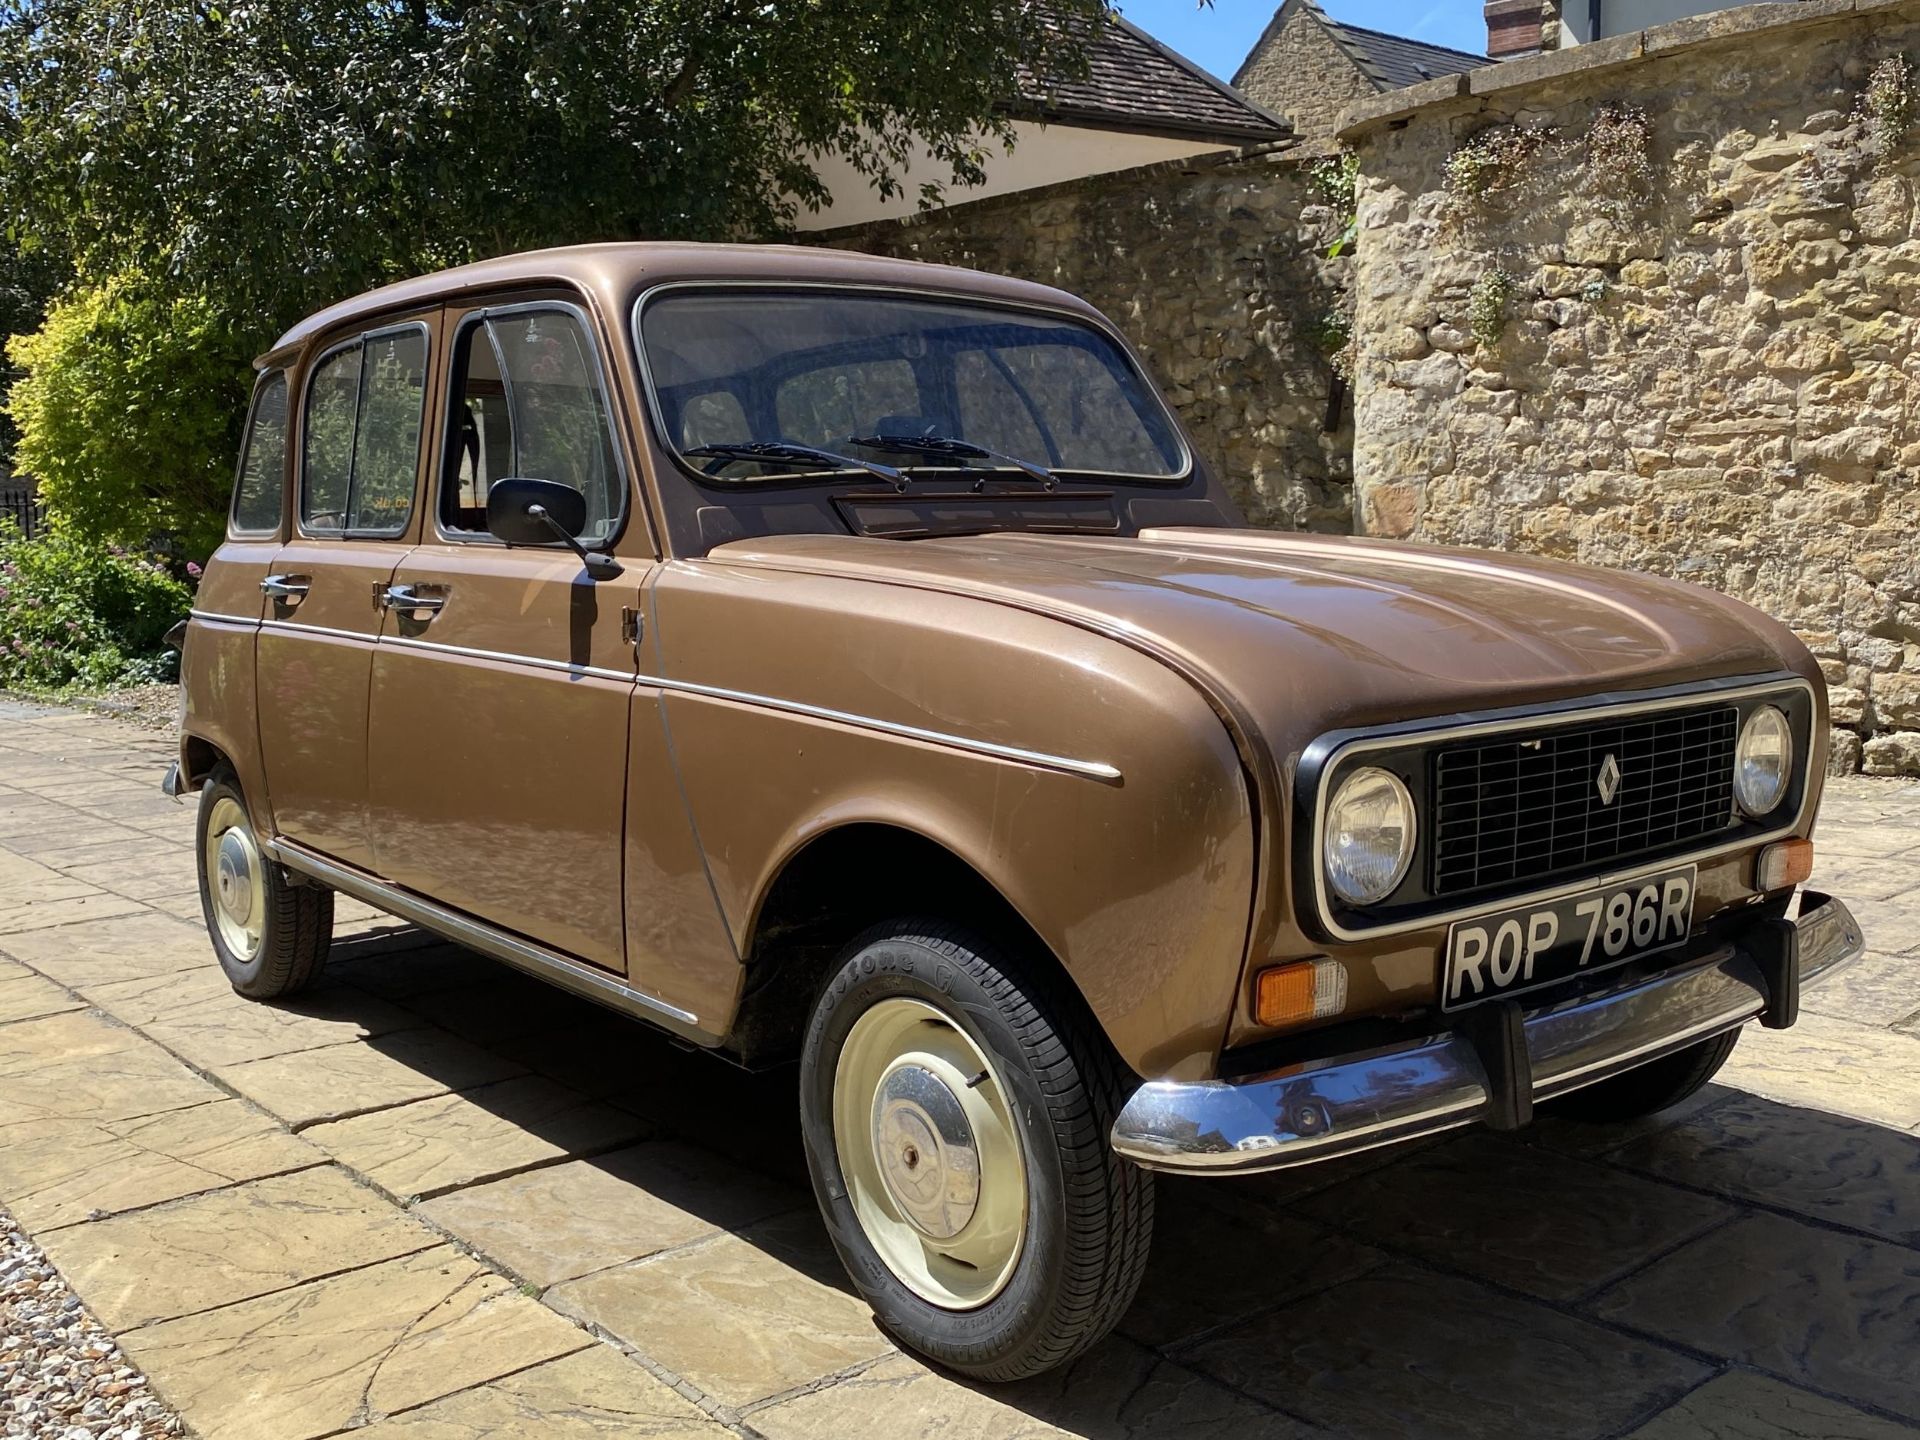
[{"left": 1443, "top": 865, "right": 1696, "bottom": 1011}]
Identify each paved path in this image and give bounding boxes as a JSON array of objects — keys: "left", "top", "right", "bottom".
[{"left": 1, "top": 698, "right": 1918, "bottom": 1440}]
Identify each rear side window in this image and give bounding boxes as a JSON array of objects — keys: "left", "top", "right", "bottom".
[
  {"left": 230, "top": 372, "right": 288, "bottom": 536},
  {"left": 301, "top": 324, "right": 428, "bottom": 536},
  {"left": 441, "top": 307, "right": 623, "bottom": 542}
]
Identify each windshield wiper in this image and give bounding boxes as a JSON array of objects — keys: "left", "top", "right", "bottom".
[
  {"left": 848, "top": 433, "right": 1057, "bottom": 492},
  {"left": 683, "top": 441, "right": 905, "bottom": 490}
]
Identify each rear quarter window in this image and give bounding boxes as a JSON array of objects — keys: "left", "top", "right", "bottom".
[{"left": 231, "top": 372, "right": 289, "bottom": 536}]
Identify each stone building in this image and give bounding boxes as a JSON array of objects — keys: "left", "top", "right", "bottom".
[
  {"left": 1487, "top": 0, "right": 1798, "bottom": 58},
  {"left": 1235, "top": 0, "right": 1489, "bottom": 140}
]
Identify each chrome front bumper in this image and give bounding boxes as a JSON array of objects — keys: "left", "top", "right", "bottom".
[{"left": 1111, "top": 892, "right": 1864, "bottom": 1175}]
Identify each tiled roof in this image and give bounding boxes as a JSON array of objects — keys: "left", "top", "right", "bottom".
[
  {"left": 1328, "top": 18, "right": 1489, "bottom": 90},
  {"left": 1233, "top": 1, "right": 1489, "bottom": 95},
  {"left": 1014, "top": 13, "right": 1291, "bottom": 145}
]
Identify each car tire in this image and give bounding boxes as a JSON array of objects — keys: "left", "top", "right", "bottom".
[
  {"left": 799, "top": 918, "right": 1153, "bottom": 1381},
  {"left": 1550, "top": 1029, "right": 1740, "bottom": 1123},
  {"left": 195, "top": 766, "right": 333, "bottom": 1000}
]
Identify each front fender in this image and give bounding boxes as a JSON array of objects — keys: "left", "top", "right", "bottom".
[{"left": 653, "top": 560, "right": 1256, "bottom": 1081}]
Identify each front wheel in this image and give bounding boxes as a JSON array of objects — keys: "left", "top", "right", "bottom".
[
  {"left": 1551, "top": 1029, "right": 1740, "bottom": 1122},
  {"left": 196, "top": 766, "right": 333, "bottom": 999},
  {"left": 799, "top": 920, "right": 1153, "bottom": 1381}
]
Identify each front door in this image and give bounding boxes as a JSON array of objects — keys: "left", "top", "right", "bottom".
[
  {"left": 256, "top": 314, "right": 437, "bottom": 869},
  {"left": 366, "top": 298, "right": 642, "bottom": 973}
]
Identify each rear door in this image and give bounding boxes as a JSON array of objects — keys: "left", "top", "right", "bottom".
[
  {"left": 366, "top": 297, "right": 642, "bottom": 972},
  {"left": 256, "top": 313, "right": 438, "bottom": 869}
]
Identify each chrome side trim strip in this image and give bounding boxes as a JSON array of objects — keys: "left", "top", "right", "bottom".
[
  {"left": 189, "top": 609, "right": 259, "bottom": 627},
  {"left": 1310, "top": 675, "right": 1818, "bottom": 942},
  {"left": 250, "top": 619, "right": 1119, "bottom": 782},
  {"left": 1111, "top": 893, "right": 1864, "bottom": 1175},
  {"left": 264, "top": 838, "right": 711, "bottom": 1039},
  {"left": 653, "top": 675, "right": 1124, "bottom": 783},
  {"left": 260, "top": 618, "right": 375, "bottom": 645},
  {"left": 382, "top": 635, "right": 634, "bottom": 684}
]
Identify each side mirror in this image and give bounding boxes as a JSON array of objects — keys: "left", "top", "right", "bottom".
[
  {"left": 484, "top": 477, "right": 621, "bottom": 580},
  {"left": 486, "top": 476, "right": 587, "bottom": 544}
]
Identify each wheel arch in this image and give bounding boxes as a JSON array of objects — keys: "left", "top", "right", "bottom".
[{"left": 728, "top": 819, "right": 1107, "bottom": 1072}]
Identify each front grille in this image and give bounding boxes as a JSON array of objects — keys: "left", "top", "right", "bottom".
[{"left": 1432, "top": 704, "right": 1739, "bottom": 896}]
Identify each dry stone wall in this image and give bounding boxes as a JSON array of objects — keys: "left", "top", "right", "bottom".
[
  {"left": 817, "top": 146, "right": 1355, "bottom": 533},
  {"left": 1342, "top": 0, "right": 1920, "bottom": 774}
]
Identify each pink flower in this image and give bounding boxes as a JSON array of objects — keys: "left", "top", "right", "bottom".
[{"left": 185, "top": 561, "right": 203, "bottom": 579}]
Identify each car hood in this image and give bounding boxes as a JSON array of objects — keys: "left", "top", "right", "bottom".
[{"left": 708, "top": 526, "right": 1817, "bottom": 758}]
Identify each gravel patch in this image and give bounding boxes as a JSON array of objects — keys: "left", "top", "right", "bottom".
[{"left": 1, "top": 1209, "right": 183, "bottom": 1440}]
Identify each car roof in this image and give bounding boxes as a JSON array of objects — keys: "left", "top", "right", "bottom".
[{"left": 264, "top": 241, "right": 1101, "bottom": 363}]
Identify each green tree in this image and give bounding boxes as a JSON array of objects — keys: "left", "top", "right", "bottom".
[
  {"left": 0, "top": 0, "right": 1106, "bottom": 324},
  {"left": 0, "top": 0, "right": 1105, "bottom": 554},
  {"left": 5, "top": 273, "right": 251, "bottom": 559}
]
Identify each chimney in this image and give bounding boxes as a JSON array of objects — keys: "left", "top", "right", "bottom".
[{"left": 1485, "top": 0, "right": 1544, "bottom": 59}]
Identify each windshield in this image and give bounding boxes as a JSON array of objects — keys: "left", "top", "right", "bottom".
[{"left": 637, "top": 290, "right": 1187, "bottom": 483}]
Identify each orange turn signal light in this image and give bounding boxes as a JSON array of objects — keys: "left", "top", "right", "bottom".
[
  {"left": 1756, "top": 838, "right": 1814, "bottom": 892},
  {"left": 1254, "top": 958, "right": 1348, "bottom": 1029}
]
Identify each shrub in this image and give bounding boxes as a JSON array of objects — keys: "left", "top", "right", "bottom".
[
  {"left": 4, "top": 273, "right": 252, "bottom": 563},
  {"left": 0, "top": 522, "right": 192, "bottom": 690}
]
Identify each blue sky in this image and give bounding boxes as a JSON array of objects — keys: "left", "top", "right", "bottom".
[{"left": 1120, "top": 1, "right": 1486, "bottom": 82}]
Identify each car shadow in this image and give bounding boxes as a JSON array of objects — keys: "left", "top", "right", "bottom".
[{"left": 301, "top": 931, "right": 1920, "bottom": 1440}]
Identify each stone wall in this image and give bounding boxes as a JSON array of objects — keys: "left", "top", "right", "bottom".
[
  {"left": 1235, "top": 2, "right": 1379, "bottom": 141},
  {"left": 1342, "top": 0, "right": 1920, "bottom": 774},
  {"left": 817, "top": 145, "right": 1356, "bottom": 532}
]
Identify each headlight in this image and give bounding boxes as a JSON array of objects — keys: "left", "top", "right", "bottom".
[
  {"left": 1324, "top": 767, "right": 1416, "bottom": 907},
  {"left": 1735, "top": 705, "right": 1792, "bottom": 816}
]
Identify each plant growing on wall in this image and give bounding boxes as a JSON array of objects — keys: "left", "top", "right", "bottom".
[
  {"left": 1468, "top": 270, "right": 1518, "bottom": 351},
  {"left": 1442, "top": 125, "right": 1553, "bottom": 222},
  {"left": 1310, "top": 151, "right": 1360, "bottom": 258},
  {"left": 1859, "top": 55, "right": 1917, "bottom": 164},
  {"left": 1587, "top": 103, "right": 1655, "bottom": 207}
]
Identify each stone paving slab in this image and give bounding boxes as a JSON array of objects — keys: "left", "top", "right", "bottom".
[
  {"left": 2, "top": 701, "right": 1919, "bottom": 1440},
  {"left": 119, "top": 1245, "right": 592, "bottom": 1440},
  {"left": 416, "top": 1141, "right": 805, "bottom": 1290},
  {"left": 1620, "top": 1371, "right": 1920, "bottom": 1440},
  {"left": 83, "top": 964, "right": 422, "bottom": 1068},
  {"left": 1594, "top": 1211, "right": 1920, "bottom": 1421},
  {"left": 302, "top": 1075, "right": 654, "bottom": 1201},
  {"left": 36, "top": 1166, "right": 441, "bottom": 1330},
  {"left": 345, "top": 1344, "right": 728, "bottom": 1438},
  {"left": 215, "top": 1026, "right": 529, "bottom": 1128},
  {"left": 547, "top": 1215, "right": 894, "bottom": 1409},
  {"left": 1183, "top": 1265, "right": 1712, "bottom": 1440},
  {"left": 0, "top": 1097, "right": 322, "bottom": 1231},
  {"left": 1720, "top": 1010, "right": 1920, "bottom": 1130},
  {"left": 1607, "top": 1093, "right": 1920, "bottom": 1247}
]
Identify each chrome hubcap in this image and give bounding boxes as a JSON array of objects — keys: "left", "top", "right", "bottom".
[
  {"left": 872, "top": 1063, "right": 979, "bottom": 1241},
  {"left": 203, "top": 796, "right": 266, "bottom": 963},
  {"left": 833, "top": 998, "right": 1027, "bottom": 1310},
  {"left": 216, "top": 832, "right": 254, "bottom": 926}
]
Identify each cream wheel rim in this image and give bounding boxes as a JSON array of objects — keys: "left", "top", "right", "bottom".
[
  {"left": 832, "top": 997, "right": 1028, "bottom": 1309},
  {"left": 203, "top": 796, "right": 265, "bottom": 963}
]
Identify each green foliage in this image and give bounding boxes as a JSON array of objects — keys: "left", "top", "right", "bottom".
[
  {"left": 1310, "top": 151, "right": 1360, "bottom": 258},
  {"left": 4, "top": 275, "right": 252, "bottom": 561},
  {"left": 1307, "top": 309, "right": 1354, "bottom": 383},
  {"left": 1860, "top": 54, "right": 1916, "bottom": 164},
  {"left": 1468, "top": 269, "right": 1518, "bottom": 350},
  {"left": 0, "top": 522, "right": 192, "bottom": 690},
  {"left": 1587, "top": 103, "right": 1654, "bottom": 203},
  {"left": 1443, "top": 125, "right": 1553, "bottom": 221},
  {"left": 0, "top": 242, "right": 65, "bottom": 469},
  {"left": 0, "top": 0, "right": 1109, "bottom": 328}
]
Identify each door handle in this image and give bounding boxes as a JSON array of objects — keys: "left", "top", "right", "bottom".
[
  {"left": 378, "top": 583, "right": 448, "bottom": 619},
  {"left": 260, "top": 574, "right": 311, "bottom": 604}
]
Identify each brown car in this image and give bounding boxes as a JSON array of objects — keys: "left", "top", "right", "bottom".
[{"left": 170, "top": 242, "right": 1864, "bottom": 1379}]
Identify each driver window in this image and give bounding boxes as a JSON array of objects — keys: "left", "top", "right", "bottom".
[{"left": 441, "top": 307, "right": 623, "bottom": 541}]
